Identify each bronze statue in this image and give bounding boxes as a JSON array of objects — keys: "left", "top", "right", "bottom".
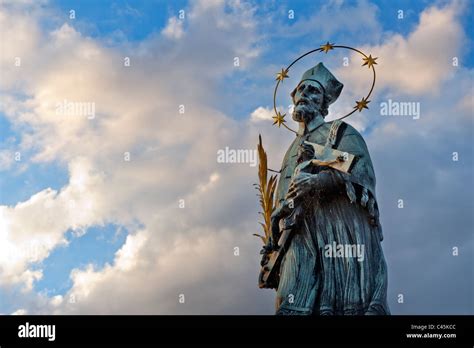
[{"left": 258, "top": 62, "right": 390, "bottom": 315}]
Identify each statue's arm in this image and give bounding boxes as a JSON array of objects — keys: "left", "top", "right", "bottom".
[
  {"left": 311, "top": 168, "right": 346, "bottom": 193},
  {"left": 286, "top": 167, "right": 344, "bottom": 201}
]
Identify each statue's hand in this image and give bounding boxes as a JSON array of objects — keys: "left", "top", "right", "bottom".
[
  {"left": 286, "top": 172, "right": 316, "bottom": 201},
  {"left": 270, "top": 207, "right": 282, "bottom": 244},
  {"left": 259, "top": 238, "right": 274, "bottom": 266},
  {"left": 297, "top": 142, "right": 315, "bottom": 162}
]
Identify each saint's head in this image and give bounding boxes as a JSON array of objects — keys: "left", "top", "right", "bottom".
[{"left": 291, "top": 62, "right": 344, "bottom": 123}]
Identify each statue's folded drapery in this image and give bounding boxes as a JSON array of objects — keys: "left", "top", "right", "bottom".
[{"left": 274, "top": 121, "right": 390, "bottom": 315}]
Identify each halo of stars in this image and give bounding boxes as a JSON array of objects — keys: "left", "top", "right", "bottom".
[{"left": 272, "top": 42, "right": 378, "bottom": 133}]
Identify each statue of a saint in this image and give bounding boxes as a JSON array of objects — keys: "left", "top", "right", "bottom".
[{"left": 261, "top": 63, "right": 390, "bottom": 315}]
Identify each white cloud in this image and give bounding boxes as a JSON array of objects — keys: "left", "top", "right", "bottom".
[
  {"left": 336, "top": 1, "right": 465, "bottom": 95},
  {"left": 0, "top": 150, "right": 14, "bottom": 171},
  {"left": 0, "top": 157, "right": 108, "bottom": 290},
  {"left": 162, "top": 17, "right": 184, "bottom": 39},
  {"left": 250, "top": 106, "right": 274, "bottom": 122},
  {"left": 11, "top": 308, "right": 27, "bottom": 315},
  {"left": 0, "top": 0, "right": 277, "bottom": 314}
]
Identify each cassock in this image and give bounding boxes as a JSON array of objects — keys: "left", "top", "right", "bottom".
[{"left": 274, "top": 115, "right": 390, "bottom": 315}]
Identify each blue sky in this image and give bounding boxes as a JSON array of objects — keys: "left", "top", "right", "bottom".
[
  {"left": 52, "top": 0, "right": 188, "bottom": 40},
  {"left": 32, "top": 225, "right": 127, "bottom": 296},
  {"left": 0, "top": 0, "right": 472, "bottom": 314},
  {"left": 34, "top": 0, "right": 474, "bottom": 119}
]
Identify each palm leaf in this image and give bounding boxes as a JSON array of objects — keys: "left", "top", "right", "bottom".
[
  {"left": 252, "top": 234, "right": 267, "bottom": 244},
  {"left": 253, "top": 134, "right": 277, "bottom": 244}
]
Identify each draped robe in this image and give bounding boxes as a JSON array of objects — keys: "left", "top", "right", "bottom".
[{"left": 274, "top": 117, "right": 390, "bottom": 315}]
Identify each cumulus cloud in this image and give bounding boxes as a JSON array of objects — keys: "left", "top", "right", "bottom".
[
  {"left": 250, "top": 106, "right": 274, "bottom": 122},
  {"left": 162, "top": 17, "right": 185, "bottom": 39},
  {"left": 333, "top": 1, "right": 473, "bottom": 314},
  {"left": 336, "top": 1, "right": 465, "bottom": 95},
  {"left": 11, "top": 308, "right": 27, "bottom": 315},
  {"left": 0, "top": 0, "right": 278, "bottom": 314},
  {"left": 0, "top": 157, "right": 107, "bottom": 290},
  {"left": 0, "top": 150, "right": 14, "bottom": 171}
]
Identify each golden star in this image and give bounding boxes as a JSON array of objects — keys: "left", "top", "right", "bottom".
[
  {"left": 276, "top": 68, "right": 289, "bottom": 82},
  {"left": 272, "top": 111, "right": 286, "bottom": 127},
  {"left": 320, "top": 42, "right": 335, "bottom": 54},
  {"left": 362, "top": 54, "right": 378, "bottom": 68},
  {"left": 354, "top": 97, "right": 370, "bottom": 112}
]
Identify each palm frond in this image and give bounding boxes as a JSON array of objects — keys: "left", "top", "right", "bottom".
[
  {"left": 252, "top": 234, "right": 267, "bottom": 244},
  {"left": 253, "top": 134, "right": 277, "bottom": 245}
]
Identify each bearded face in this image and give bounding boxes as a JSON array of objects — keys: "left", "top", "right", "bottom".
[{"left": 291, "top": 81, "right": 325, "bottom": 123}]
